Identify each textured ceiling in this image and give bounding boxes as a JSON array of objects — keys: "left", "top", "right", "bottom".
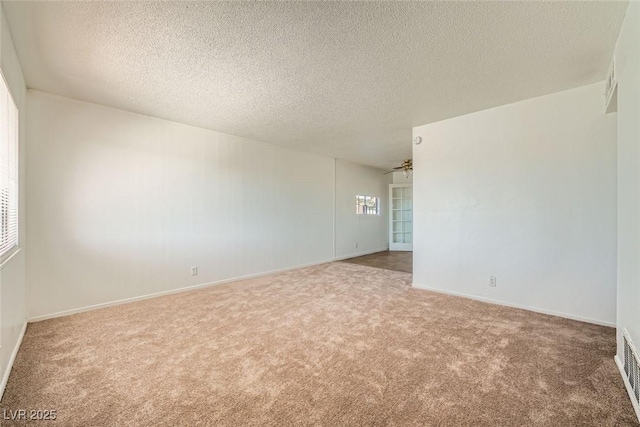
[{"left": 2, "top": 1, "right": 628, "bottom": 169}]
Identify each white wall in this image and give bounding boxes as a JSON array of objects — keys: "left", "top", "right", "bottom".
[
  {"left": 27, "top": 91, "right": 338, "bottom": 320},
  {"left": 392, "top": 171, "right": 412, "bottom": 185},
  {"left": 615, "top": 0, "right": 640, "bottom": 367},
  {"left": 0, "top": 5, "right": 27, "bottom": 394},
  {"left": 334, "top": 159, "right": 389, "bottom": 259},
  {"left": 412, "top": 82, "right": 617, "bottom": 326}
]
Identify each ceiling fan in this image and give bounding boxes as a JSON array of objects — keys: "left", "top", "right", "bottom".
[{"left": 384, "top": 159, "right": 412, "bottom": 177}]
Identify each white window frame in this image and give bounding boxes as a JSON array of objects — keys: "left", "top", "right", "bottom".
[
  {"left": 356, "top": 195, "right": 381, "bottom": 216},
  {"left": 0, "top": 70, "right": 19, "bottom": 264}
]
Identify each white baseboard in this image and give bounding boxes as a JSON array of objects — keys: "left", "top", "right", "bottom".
[
  {"left": 411, "top": 283, "right": 615, "bottom": 327},
  {"left": 28, "top": 250, "right": 396, "bottom": 323},
  {"left": 615, "top": 355, "right": 640, "bottom": 422},
  {"left": 334, "top": 247, "right": 389, "bottom": 261},
  {"left": 0, "top": 321, "right": 27, "bottom": 399},
  {"left": 27, "top": 258, "right": 336, "bottom": 323}
]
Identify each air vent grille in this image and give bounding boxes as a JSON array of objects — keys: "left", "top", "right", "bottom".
[{"left": 623, "top": 334, "right": 640, "bottom": 404}]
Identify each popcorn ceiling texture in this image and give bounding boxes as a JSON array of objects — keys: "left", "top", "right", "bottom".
[{"left": 3, "top": 1, "right": 628, "bottom": 168}]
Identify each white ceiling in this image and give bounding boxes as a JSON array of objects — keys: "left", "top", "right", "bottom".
[{"left": 2, "top": 1, "right": 628, "bottom": 169}]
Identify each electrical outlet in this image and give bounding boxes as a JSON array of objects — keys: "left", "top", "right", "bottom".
[
  {"left": 489, "top": 276, "right": 497, "bottom": 287},
  {"left": 191, "top": 266, "right": 198, "bottom": 276}
]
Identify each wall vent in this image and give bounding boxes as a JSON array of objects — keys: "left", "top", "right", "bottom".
[{"left": 623, "top": 331, "right": 640, "bottom": 405}]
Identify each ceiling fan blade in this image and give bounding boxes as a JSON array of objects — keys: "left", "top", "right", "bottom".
[
  {"left": 383, "top": 166, "right": 404, "bottom": 174},
  {"left": 383, "top": 160, "right": 413, "bottom": 175}
]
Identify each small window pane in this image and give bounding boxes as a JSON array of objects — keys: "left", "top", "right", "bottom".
[{"left": 356, "top": 195, "right": 380, "bottom": 215}]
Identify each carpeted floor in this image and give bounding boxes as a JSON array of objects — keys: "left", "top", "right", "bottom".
[
  {"left": 341, "top": 250, "right": 412, "bottom": 273},
  {"left": 1, "top": 263, "right": 637, "bottom": 426}
]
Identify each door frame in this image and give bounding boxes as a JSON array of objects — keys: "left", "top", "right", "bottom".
[{"left": 389, "top": 184, "right": 413, "bottom": 251}]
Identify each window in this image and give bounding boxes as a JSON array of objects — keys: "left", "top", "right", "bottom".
[
  {"left": 0, "top": 73, "right": 18, "bottom": 261},
  {"left": 356, "top": 195, "right": 380, "bottom": 215}
]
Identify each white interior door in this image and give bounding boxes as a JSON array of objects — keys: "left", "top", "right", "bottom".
[{"left": 389, "top": 184, "right": 413, "bottom": 251}]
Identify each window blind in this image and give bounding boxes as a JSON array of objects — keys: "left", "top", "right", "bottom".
[{"left": 0, "top": 74, "right": 18, "bottom": 260}]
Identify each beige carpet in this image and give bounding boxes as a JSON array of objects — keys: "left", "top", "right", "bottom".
[{"left": 1, "top": 263, "right": 637, "bottom": 426}]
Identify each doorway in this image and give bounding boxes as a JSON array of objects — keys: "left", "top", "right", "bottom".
[{"left": 389, "top": 184, "right": 412, "bottom": 251}]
